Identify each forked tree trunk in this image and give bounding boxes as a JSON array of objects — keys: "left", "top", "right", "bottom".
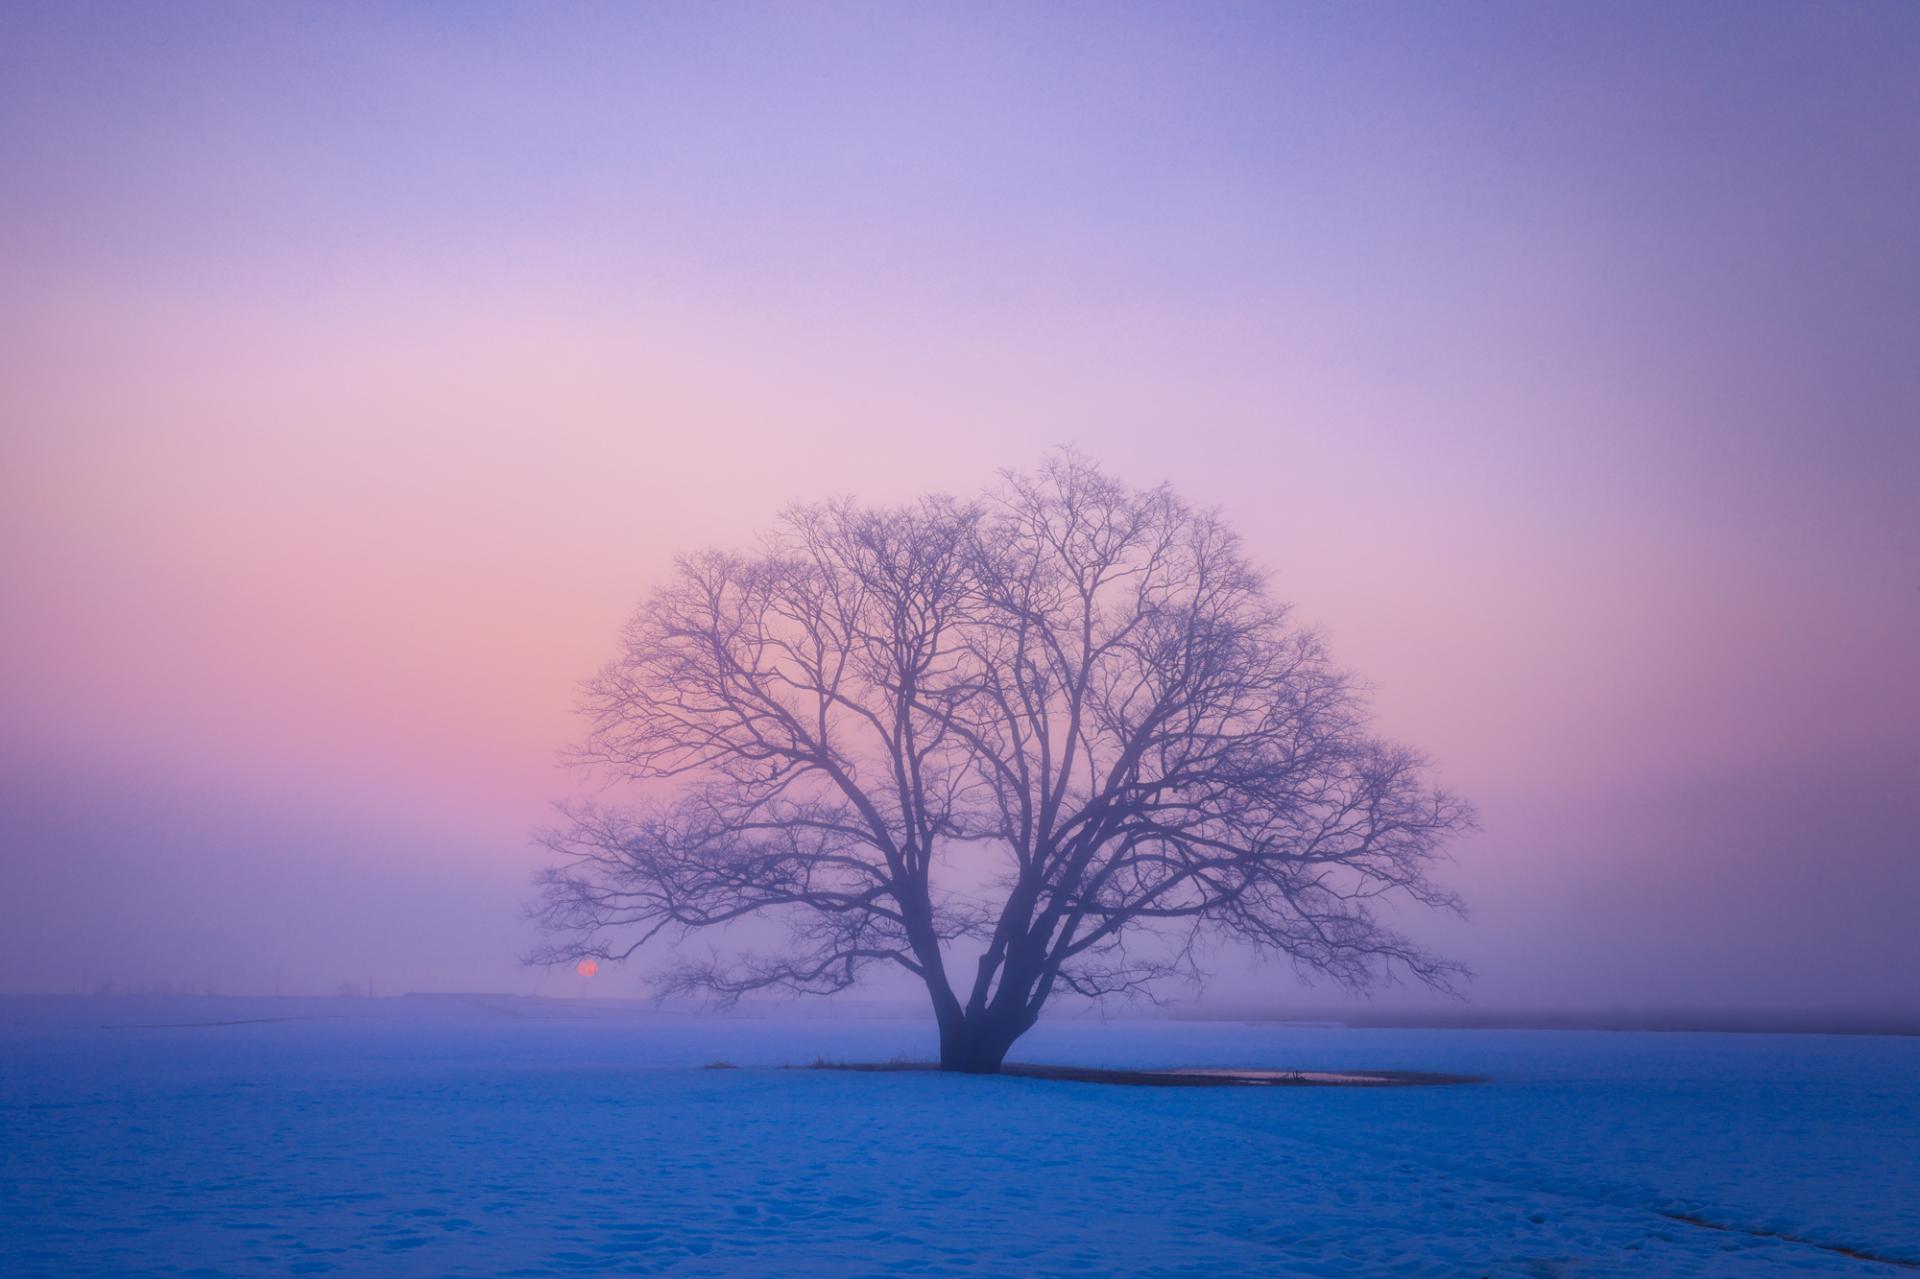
[{"left": 936, "top": 1005, "right": 1032, "bottom": 1074}]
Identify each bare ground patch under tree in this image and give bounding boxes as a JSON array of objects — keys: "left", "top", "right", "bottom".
[{"left": 806, "top": 1061, "right": 1486, "bottom": 1087}]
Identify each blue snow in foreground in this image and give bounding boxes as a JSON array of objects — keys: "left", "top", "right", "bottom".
[{"left": 1, "top": 996, "right": 1916, "bottom": 1277}]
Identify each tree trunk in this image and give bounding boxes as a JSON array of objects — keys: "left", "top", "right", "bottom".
[{"left": 937, "top": 1007, "right": 1028, "bottom": 1074}]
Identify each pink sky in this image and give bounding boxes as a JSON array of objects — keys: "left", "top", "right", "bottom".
[{"left": 2, "top": 4, "right": 1915, "bottom": 1010}]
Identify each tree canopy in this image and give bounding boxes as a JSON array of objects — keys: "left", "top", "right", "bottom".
[{"left": 532, "top": 454, "right": 1471, "bottom": 1071}]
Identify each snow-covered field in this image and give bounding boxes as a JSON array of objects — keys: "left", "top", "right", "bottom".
[{"left": 2, "top": 996, "right": 1915, "bottom": 1277}]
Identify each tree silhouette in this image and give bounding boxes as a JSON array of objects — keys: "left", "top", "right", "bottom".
[{"left": 532, "top": 454, "right": 1471, "bottom": 1072}]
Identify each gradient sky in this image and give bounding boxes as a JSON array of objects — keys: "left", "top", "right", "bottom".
[{"left": 3, "top": 2, "right": 1916, "bottom": 1012}]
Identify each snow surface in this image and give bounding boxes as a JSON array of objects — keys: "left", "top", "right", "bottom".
[{"left": 2, "top": 995, "right": 1915, "bottom": 1277}]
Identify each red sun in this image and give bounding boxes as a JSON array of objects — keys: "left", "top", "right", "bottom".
[{"left": 576, "top": 959, "right": 599, "bottom": 978}]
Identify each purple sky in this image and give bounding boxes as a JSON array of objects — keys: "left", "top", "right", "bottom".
[{"left": 3, "top": 3, "right": 1915, "bottom": 1012}]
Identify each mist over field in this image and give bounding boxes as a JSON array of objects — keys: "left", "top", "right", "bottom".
[{"left": 3, "top": 4, "right": 1917, "bottom": 1022}]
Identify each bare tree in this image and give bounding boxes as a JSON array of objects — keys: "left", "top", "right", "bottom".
[{"left": 532, "top": 454, "right": 1471, "bottom": 1072}]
